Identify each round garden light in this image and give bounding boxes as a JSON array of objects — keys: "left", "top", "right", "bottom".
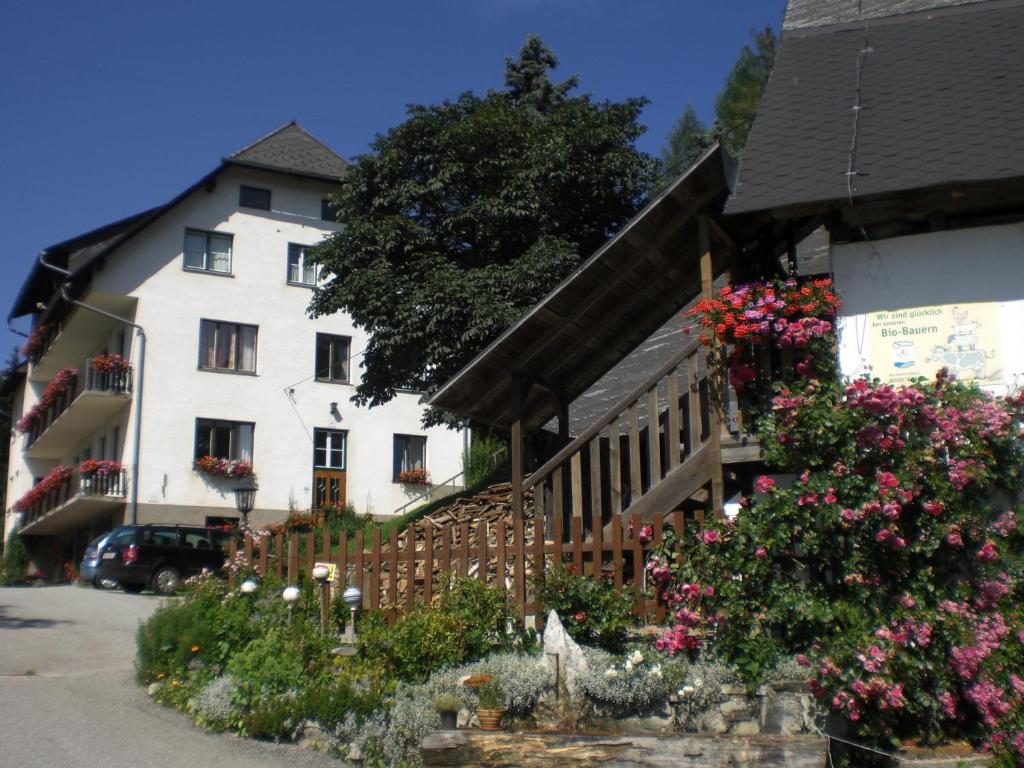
[
  {"left": 282, "top": 586, "right": 300, "bottom": 603},
  {"left": 312, "top": 564, "right": 330, "bottom": 581},
  {"left": 240, "top": 579, "right": 258, "bottom": 594}
]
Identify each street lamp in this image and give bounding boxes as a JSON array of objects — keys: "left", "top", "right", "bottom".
[{"left": 233, "top": 479, "right": 257, "bottom": 528}]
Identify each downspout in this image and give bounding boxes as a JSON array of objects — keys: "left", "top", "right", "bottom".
[{"left": 37, "top": 252, "right": 146, "bottom": 525}]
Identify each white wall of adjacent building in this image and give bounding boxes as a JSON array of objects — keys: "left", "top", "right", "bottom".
[
  {"left": 4, "top": 165, "right": 465, "bottom": 543},
  {"left": 832, "top": 222, "right": 1024, "bottom": 395}
]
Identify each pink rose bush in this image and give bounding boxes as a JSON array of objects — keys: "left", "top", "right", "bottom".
[{"left": 646, "top": 358, "right": 1024, "bottom": 762}]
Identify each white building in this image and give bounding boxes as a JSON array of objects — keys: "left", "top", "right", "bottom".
[{"left": 3, "top": 122, "right": 465, "bottom": 578}]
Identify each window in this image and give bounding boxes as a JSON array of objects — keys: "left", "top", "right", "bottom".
[
  {"left": 194, "top": 419, "right": 254, "bottom": 461},
  {"left": 321, "top": 198, "right": 337, "bottom": 222},
  {"left": 315, "top": 333, "right": 350, "bottom": 383},
  {"left": 314, "top": 429, "right": 347, "bottom": 470},
  {"left": 393, "top": 434, "right": 426, "bottom": 480},
  {"left": 199, "top": 320, "right": 257, "bottom": 373},
  {"left": 239, "top": 185, "right": 271, "bottom": 210},
  {"left": 143, "top": 526, "right": 179, "bottom": 548},
  {"left": 287, "top": 244, "right": 318, "bottom": 286},
  {"left": 184, "top": 229, "right": 232, "bottom": 274}
]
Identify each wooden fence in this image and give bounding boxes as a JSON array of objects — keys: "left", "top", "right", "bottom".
[{"left": 229, "top": 507, "right": 710, "bottom": 628}]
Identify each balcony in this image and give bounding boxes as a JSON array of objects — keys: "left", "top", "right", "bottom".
[
  {"left": 19, "top": 469, "right": 128, "bottom": 536},
  {"left": 28, "top": 295, "right": 137, "bottom": 382},
  {"left": 23, "top": 359, "right": 133, "bottom": 459}
]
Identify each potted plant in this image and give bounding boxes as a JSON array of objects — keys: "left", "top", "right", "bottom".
[
  {"left": 474, "top": 679, "right": 506, "bottom": 731},
  {"left": 432, "top": 693, "right": 462, "bottom": 730}
]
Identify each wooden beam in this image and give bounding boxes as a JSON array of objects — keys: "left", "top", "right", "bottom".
[
  {"left": 700, "top": 214, "right": 726, "bottom": 517},
  {"left": 511, "top": 375, "right": 526, "bottom": 521}
]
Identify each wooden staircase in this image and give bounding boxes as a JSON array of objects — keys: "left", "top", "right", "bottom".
[{"left": 524, "top": 334, "right": 761, "bottom": 536}]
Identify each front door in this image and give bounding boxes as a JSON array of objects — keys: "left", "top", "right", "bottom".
[{"left": 313, "top": 428, "right": 347, "bottom": 510}]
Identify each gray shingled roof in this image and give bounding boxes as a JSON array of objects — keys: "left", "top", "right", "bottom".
[
  {"left": 728, "top": 0, "right": 1024, "bottom": 215},
  {"left": 227, "top": 121, "right": 349, "bottom": 180},
  {"left": 784, "top": 0, "right": 990, "bottom": 29}
]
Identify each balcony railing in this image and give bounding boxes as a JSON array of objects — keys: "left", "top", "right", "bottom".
[
  {"left": 23, "top": 358, "right": 133, "bottom": 451},
  {"left": 20, "top": 469, "right": 128, "bottom": 529}
]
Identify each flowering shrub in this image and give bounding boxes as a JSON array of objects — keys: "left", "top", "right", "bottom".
[
  {"left": 397, "top": 467, "right": 429, "bottom": 484},
  {"left": 19, "top": 323, "right": 49, "bottom": 360},
  {"left": 12, "top": 464, "right": 74, "bottom": 512},
  {"left": 574, "top": 648, "right": 683, "bottom": 714},
  {"left": 78, "top": 459, "right": 123, "bottom": 477},
  {"left": 649, "top": 364, "right": 1024, "bottom": 761},
  {"left": 90, "top": 353, "right": 130, "bottom": 375},
  {"left": 534, "top": 564, "right": 638, "bottom": 652},
  {"left": 15, "top": 366, "right": 79, "bottom": 434},
  {"left": 192, "top": 456, "right": 255, "bottom": 479}
]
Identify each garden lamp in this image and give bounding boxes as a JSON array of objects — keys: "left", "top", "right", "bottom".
[
  {"left": 240, "top": 579, "right": 258, "bottom": 594},
  {"left": 233, "top": 479, "right": 257, "bottom": 527},
  {"left": 341, "top": 585, "right": 362, "bottom": 645}
]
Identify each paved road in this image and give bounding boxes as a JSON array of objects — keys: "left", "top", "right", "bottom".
[{"left": 0, "top": 586, "right": 344, "bottom": 768}]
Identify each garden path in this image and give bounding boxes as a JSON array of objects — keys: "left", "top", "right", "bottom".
[{"left": 0, "top": 586, "right": 346, "bottom": 768}]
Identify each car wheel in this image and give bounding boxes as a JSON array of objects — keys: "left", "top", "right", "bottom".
[
  {"left": 152, "top": 567, "right": 180, "bottom": 595},
  {"left": 121, "top": 583, "right": 144, "bottom": 594}
]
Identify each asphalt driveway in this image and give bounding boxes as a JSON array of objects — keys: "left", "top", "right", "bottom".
[{"left": 0, "top": 586, "right": 344, "bottom": 768}]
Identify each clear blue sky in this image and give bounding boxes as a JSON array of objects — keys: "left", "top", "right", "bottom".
[{"left": 0, "top": 0, "right": 785, "bottom": 355}]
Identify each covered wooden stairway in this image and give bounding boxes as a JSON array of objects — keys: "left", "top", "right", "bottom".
[{"left": 431, "top": 144, "right": 767, "bottom": 540}]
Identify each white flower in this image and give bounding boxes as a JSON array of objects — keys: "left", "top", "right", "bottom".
[
  {"left": 681, "top": 685, "right": 695, "bottom": 697},
  {"left": 604, "top": 669, "right": 619, "bottom": 679},
  {"left": 693, "top": 679, "right": 703, "bottom": 688},
  {"left": 629, "top": 650, "right": 644, "bottom": 665},
  {"left": 624, "top": 660, "right": 634, "bottom": 672},
  {"left": 649, "top": 665, "right": 663, "bottom": 679}
]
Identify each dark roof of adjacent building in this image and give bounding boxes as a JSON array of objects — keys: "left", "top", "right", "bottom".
[
  {"left": 783, "top": 0, "right": 991, "bottom": 28},
  {"left": 226, "top": 121, "right": 349, "bottom": 180},
  {"left": 430, "top": 144, "right": 738, "bottom": 432},
  {"left": 728, "top": 0, "right": 1024, "bottom": 216},
  {"left": 10, "top": 122, "right": 346, "bottom": 322}
]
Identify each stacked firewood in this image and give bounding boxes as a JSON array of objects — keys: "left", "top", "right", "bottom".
[{"left": 399, "top": 482, "right": 537, "bottom": 549}]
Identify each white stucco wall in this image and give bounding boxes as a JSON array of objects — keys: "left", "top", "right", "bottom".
[
  {"left": 833, "top": 223, "right": 1024, "bottom": 394},
  {"left": 5, "top": 165, "right": 465, "bottom": 539}
]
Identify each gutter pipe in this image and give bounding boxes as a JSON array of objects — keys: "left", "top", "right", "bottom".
[{"left": 38, "top": 252, "right": 146, "bottom": 525}]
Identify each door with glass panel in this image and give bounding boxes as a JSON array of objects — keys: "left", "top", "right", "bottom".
[{"left": 313, "top": 429, "right": 347, "bottom": 510}]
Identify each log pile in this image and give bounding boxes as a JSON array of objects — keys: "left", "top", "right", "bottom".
[{"left": 395, "top": 482, "right": 539, "bottom": 552}]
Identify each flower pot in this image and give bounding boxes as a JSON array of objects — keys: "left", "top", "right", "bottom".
[
  {"left": 476, "top": 708, "right": 505, "bottom": 731},
  {"left": 439, "top": 710, "right": 458, "bottom": 730}
]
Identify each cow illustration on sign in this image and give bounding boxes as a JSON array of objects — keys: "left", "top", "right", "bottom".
[{"left": 927, "top": 306, "right": 995, "bottom": 380}]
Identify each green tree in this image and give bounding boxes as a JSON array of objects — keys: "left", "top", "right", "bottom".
[
  {"left": 310, "top": 36, "right": 658, "bottom": 422},
  {"left": 660, "top": 27, "right": 778, "bottom": 180}
]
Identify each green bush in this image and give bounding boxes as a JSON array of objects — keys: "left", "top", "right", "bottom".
[
  {"left": 357, "top": 576, "right": 521, "bottom": 681},
  {"left": 0, "top": 531, "right": 29, "bottom": 585},
  {"left": 463, "top": 436, "right": 507, "bottom": 488},
  {"left": 535, "top": 564, "right": 637, "bottom": 652}
]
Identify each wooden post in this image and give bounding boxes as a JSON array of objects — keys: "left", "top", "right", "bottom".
[
  {"left": 700, "top": 213, "right": 726, "bottom": 516},
  {"left": 511, "top": 375, "right": 525, "bottom": 521},
  {"left": 405, "top": 525, "right": 416, "bottom": 611},
  {"left": 424, "top": 525, "right": 434, "bottom": 606}
]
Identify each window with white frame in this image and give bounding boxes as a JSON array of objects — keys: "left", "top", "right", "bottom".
[
  {"left": 313, "top": 429, "right": 347, "bottom": 470},
  {"left": 393, "top": 434, "right": 426, "bottom": 480},
  {"left": 315, "top": 333, "right": 350, "bottom": 383},
  {"left": 194, "top": 419, "right": 254, "bottom": 462},
  {"left": 184, "top": 229, "right": 232, "bottom": 274},
  {"left": 287, "top": 244, "right": 318, "bottom": 286},
  {"left": 199, "top": 320, "right": 257, "bottom": 373}
]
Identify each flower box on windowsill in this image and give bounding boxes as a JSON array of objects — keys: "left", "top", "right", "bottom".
[
  {"left": 193, "top": 456, "right": 255, "bottom": 479},
  {"left": 397, "top": 468, "right": 430, "bottom": 485}
]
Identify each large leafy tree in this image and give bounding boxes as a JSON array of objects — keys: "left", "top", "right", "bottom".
[
  {"left": 311, "top": 36, "right": 657, "bottom": 422},
  {"left": 661, "top": 26, "right": 777, "bottom": 179}
]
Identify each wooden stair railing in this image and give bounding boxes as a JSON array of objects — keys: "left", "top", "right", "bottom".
[{"left": 525, "top": 335, "right": 735, "bottom": 535}]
